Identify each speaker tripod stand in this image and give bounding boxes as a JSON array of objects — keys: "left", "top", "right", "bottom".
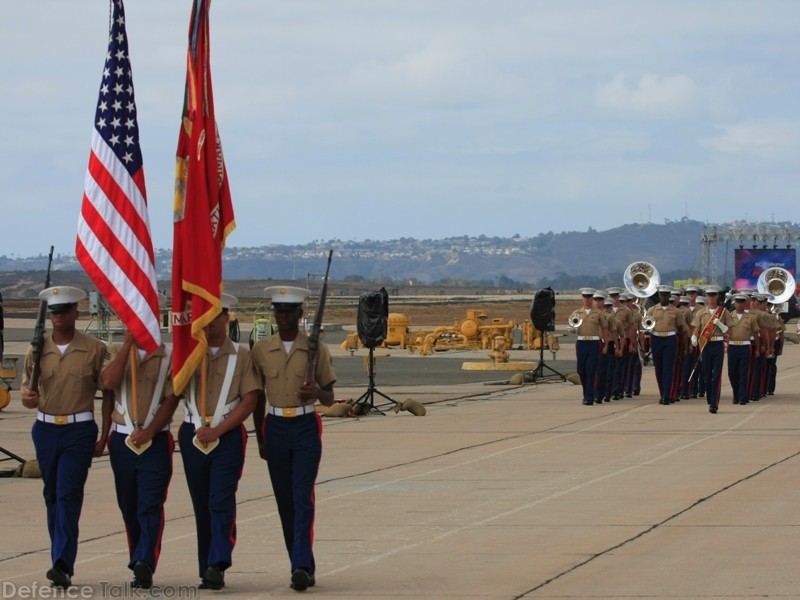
[
  {"left": 529, "top": 330, "right": 566, "bottom": 382},
  {"left": 354, "top": 346, "right": 399, "bottom": 415}
]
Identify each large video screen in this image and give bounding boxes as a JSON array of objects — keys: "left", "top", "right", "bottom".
[{"left": 734, "top": 248, "right": 796, "bottom": 289}]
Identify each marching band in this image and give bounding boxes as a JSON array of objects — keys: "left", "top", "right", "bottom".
[{"left": 16, "top": 267, "right": 796, "bottom": 590}]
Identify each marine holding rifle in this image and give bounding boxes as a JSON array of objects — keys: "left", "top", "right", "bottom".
[
  {"left": 179, "top": 293, "right": 260, "bottom": 590},
  {"left": 252, "top": 285, "right": 337, "bottom": 592},
  {"left": 20, "top": 286, "right": 110, "bottom": 588},
  {"left": 99, "top": 294, "right": 179, "bottom": 590}
]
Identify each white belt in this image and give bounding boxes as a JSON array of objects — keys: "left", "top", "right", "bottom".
[
  {"left": 728, "top": 340, "right": 751, "bottom": 346},
  {"left": 651, "top": 331, "right": 676, "bottom": 337},
  {"left": 709, "top": 336, "right": 725, "bottom": 342},
  {"left": 113, "top": 423, "right": 170, "bottom": 435},
  {"left": 576, "top": 336, "right": 600, "bottom": 341},
  {"left": 184, "top": 398, "right": 240, "bottom": 427},
  {"left": 268, "top": 404, "right": 316, "bottom": 417},
  {"left": 37, "top": 411, "right": 93, "bottom": 425}
]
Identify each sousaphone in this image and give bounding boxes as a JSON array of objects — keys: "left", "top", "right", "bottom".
[
  {"left": 623, "top": 261, "right": 660, "bottom": 330},
  {"left": 757, "top": 267, "right": 796, "bottom": 313}
]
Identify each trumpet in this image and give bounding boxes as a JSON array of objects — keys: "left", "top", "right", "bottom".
[
  {"left": 567, "top": 310, "right": 583, "bottom": 329},
  {"left": 641, "top": 314, "right": 656, "bottom": 331}
]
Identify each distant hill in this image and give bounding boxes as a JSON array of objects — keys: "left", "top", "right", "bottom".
[{"left": 2, "top": 219, "right": 798, "bottom": 297}]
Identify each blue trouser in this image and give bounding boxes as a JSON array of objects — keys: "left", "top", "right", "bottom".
[
  {"left": 32, "top": 419, "right": 97, "bottom": 576},
  {"left": 702, "top": 341, "right": 725, "bottom": 408},
  {"left": 576, "top": 340, "right": 601, "bottom": 403},
  {"left": 597, "top": 350, "right": 610, "bottom": 399},
  {"left": 264, "top": 412, "right": 322, "bottom": 574},
  {"left": 767, "top": 339, "right": 782, "bottom": 393},
  {"left": 681, "top": 348, "right": 699, "bottom": 397},
  {"left": 749, "top": 353, "right": 762, "bottom": 400},
  {"left": 109, "top": 430, "right": 173, "bottom": 572},
  {"left": 179, "top": 423, "right": 246, "bottom": 578},
  {"left": 727, "top": 345, "right": 751, "bottom": 402},
  {"left": 651, "top": 335, "right": 677, "bottom": 400}
]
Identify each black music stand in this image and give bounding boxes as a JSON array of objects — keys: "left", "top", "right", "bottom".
[
  {"left": 353, "top": 289, "right": 399, "bottom": 415},
  {"left": 354, "top": 346, "right": 399, "bottom": 415},
  {"left": 527, "top": 287, "right": 566, "bottom": 383},
  {"left": 529, "top": 330, "right": 567, "bottom": 382}
]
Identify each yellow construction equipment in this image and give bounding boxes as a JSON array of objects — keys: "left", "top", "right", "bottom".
[
  {"left": 521, "top": 320, "right": 563, "bottom": 360},
  {"left": 408, "top": 309, "right": 516, "bottom": 356}
]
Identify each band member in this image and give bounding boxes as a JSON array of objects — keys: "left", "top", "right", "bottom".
[
  {"left": 726, "top": 294, "right": 760, "bottom": 405},
  {"left": 607, "top": 288, "right": 634, "bottom": 399},
  {"left": 179, "top": 293, "right": 260, "bottom": 590},
  {"left": 600, "top": 296, "right": 626, "bottom": 401},
  {"left": 646, "top": 285, "right": 687, "bottom": 404},
  {"left": 20, "top": 286, "right": 109, "bottom": 588},
  {"left": 691, "top": 285, "right": 733, "bottom": 413},
  {"left": 569, "top": 288, "right": 609, "bottom": 405},
  {"left": 680, "top": 285, "right": 702, "bottom": 398},
  {"left": 750, "top": 295, "right": 774, "bottom": 400},
  {"left": 252, "top": 286, "right": 337, "bottom": 591},
  {"left": 99, "top": 295, "right": 179, "bottom": 590},
  {"left": 766, "top": 303, "right": 785, "bottom": 395}
]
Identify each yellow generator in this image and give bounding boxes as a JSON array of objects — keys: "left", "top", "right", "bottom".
[
  {"left": 0, "top": 357, "right": 19, "bottom": 411},
  {"left": 408, "top": 309, "right": 516, "bottom": 355},
  {"left": 385, "top": 313, "right": 411, "bottom": 347},
  {"left": 521, "top": 320, "right": 563, "bottom": 359}
]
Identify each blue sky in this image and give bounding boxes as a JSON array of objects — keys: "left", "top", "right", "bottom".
[{"left": 2, "top": 1, "right": 799, "bottom": 258}]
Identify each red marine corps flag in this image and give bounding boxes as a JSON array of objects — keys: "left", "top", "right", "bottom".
[
  {"left": 77, "top": 0, "right": 161, "bottom": 354},
  {"left": 171, "top": 0, "right": 235, "bottom": 395}
]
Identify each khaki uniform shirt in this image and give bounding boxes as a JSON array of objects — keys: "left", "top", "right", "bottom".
[
  {"left": 628, "top": 303, "right": 644, "bottom": 332},
  {"left": 251, "top": 331, "right": 337, "bottom": 409},
  {"left": 608, "top": 311, "right": 626, "bottom": 343},
  {"left": 677, "top": 305, "right": 693, "bottom": 337},
  {"left": 22, "top": 331, "right": 106, "bottom": 415},
  {"left": 187, "top": 338, "right": 261, "bottom": 418},
  {"left": 727, "top": 312, "right": 759, "bottom": 342},
  {"left": 647, "top": 304, "right": 687, "bottom": 335},
  {"left": 105, "top": 343, "right": 175, "bottom": 426},
  {"left": 691, "top": 306, "right": 734, "bottom": 336},
  {"left": 612, "top": 305, "right": 634, "bottom": 338}
]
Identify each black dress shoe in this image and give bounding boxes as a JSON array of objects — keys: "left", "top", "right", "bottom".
[
  {"left": 625, "top": 392, "right": 632, "bottom": 398},
  {"left": 659, "top": 398, "right": 667, "bottom": 405},
  {"left": 709, "top": 406, "right": 717, "bottom": 414},
  {"left": 203, "top": 565, "right": 225, "bottom": 590},
  {"left": 581, "top": 400, "right": 592, "bottom": 405},
  {"left": 291, "top": 568, "right": 312, "bottom": 591},
  {"left": 46, "top": 565, "right": 71, "bottom": 588},
  {"left": 633, "top": 388, "right": 640, "bottom": 396},
  {"left": 132, "top": 561, "right": 153, "bottom": 590}
]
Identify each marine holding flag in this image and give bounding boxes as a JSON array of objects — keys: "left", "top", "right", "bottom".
[
  {"left": 171, "top": 0, "right": 235, "bottom": 396},
  {"left": 76, "top": 0, "right": 179, "bottom": 591},
  {"left": 171, "top": 1, "right": 254, "bottom": 591}
]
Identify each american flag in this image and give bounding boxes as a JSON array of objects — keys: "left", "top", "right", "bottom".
[{"left": 77, "top": 0, "right": 161, "bottom": 354}]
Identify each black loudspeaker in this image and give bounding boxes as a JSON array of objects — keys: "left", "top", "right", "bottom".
[
  {"left": 530, "top": 287, "right": 556, "bottom": 331},
  {"left": 357, "top": 288, "right": 389, "bottom": 349}
]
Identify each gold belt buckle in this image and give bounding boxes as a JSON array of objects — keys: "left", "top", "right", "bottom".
[
  {"left": 283, "top": 407, "right": 297, "bottom": 417},
  {"left": 54, "top": 415, "right": 69, "bottom": 425}
]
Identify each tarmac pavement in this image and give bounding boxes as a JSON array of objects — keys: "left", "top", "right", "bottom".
[{"left": 1, "top": 318, "right": 800, "bottom": 598}]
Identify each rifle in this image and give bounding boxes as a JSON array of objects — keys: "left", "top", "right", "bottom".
[
  {"left": 303, "top": 250, "right": 333, "bottom": 387},
  {"left": 29, "top": 246, "right": 55, "bottom": 393}
]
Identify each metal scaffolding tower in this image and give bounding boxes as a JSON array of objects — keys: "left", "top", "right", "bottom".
[{"left": 699, "top": 222, "right": 800, "bottom": 285}]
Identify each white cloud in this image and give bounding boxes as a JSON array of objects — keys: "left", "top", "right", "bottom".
[
  {"left": 702, "top": 120, "right": 796, "bottom": 157},
  {"left": 595, "top": 73, "right": 698, "bottom": 117}
]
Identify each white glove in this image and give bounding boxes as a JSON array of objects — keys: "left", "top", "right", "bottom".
[
  {"left": 691, "top": 335, "right": 698, "bottom": 347},
  {"left": 713, "top": 318, "right": 729, "bottom": 333}
]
